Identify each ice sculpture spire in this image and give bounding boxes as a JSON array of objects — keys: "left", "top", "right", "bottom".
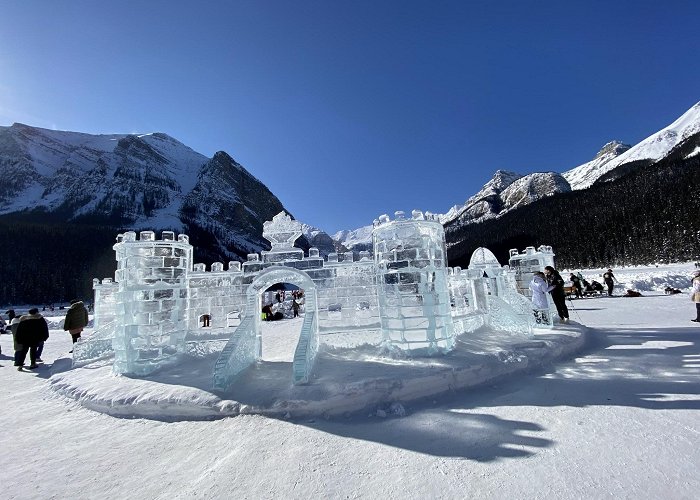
[{"left": 263, "top": 212, "right": 302, "bottom": 250}]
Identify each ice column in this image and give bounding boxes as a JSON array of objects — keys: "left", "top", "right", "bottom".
[
  {"left": 112, "top": 231, "right": 193, "bottom": 376},
  {"left": 373, "top": 210, "right": 454, "bottom": 354}
]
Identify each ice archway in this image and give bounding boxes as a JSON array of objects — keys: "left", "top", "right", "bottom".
[{"left": 213, "top": 266, "right": 319, "bottom": 390}]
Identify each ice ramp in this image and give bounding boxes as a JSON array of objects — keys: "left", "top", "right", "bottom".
[
  {"left": 72, "top": 321, "right": 116, "bottom": 367},
  {"left": 213, "top": 311, "right": 319, "bottom": 391}
]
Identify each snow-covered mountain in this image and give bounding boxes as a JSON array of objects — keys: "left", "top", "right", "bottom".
[
  {"left": 562, "top": 141, "right": 631, "bottom": 190},
  {"left": 300, "top": 223, "right": 344, "bottom": 256},
  {"left": 439, "top": 170, "right": 523, "bottom": 226},
  {"left": 0, "top": 123, "right": 291, "bottom": 259},
  {"left": 332, "top": 225, "right": 374, "bottom": 252},
  {"left": 564, "top": 101, "right": 700, "bottom": 189},
  {"left": 440, "top": 170, "right": 571, "bottom": 233}
]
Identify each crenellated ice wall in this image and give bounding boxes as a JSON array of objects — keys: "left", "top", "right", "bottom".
[{"left": 84, "top": 211, "right": 552, "bottom": 387}]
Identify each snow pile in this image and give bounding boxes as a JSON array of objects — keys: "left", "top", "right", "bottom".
[{"left": 568, "top": 263, "right": 696, "bottom": 293}]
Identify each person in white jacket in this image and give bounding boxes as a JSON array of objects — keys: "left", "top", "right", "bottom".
[
  {"left": 691, "top": 270, "right": 700, "bottom": 323},
  {"left": 529, "top": 271, "right": 550, "bottom": 325}
]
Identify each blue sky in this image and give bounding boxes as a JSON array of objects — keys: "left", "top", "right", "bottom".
[{"left": 1, "top": 1, "right": 698, "bottom": 234}]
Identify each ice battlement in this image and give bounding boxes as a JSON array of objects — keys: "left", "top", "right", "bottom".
[
  {"left": 93, "top": 277, "right": 115, "bottom": 287},
  {"left": 115, "top": 230, "right": 190, "bottom": 245},
  {"left": 372, "top": 209, "right": 440, "bottom": 227},
  {"left": 509, "top": 245, "right": 554, "bottom": 258},
  {"left": 191, "top": 261, "right": 243, "bottom": 274}
]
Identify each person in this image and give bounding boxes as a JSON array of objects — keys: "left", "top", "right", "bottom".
[
  {"left": 63, "top": 299, "right": 89, "bottom": 347},
  {"left": 10, "top": 317, "right": 22, "bottom": 367},
  {"left": 292, "top": 298, "right": 300, "bottom": 318},
  {"left": 201, "top": 314, "right": 211, "bottom": 327},
  {"left": 529, "top": 271, "right": 550, "bottom": 325},
  {"left": 691, "top": 270, "right": 700, "bottom": 323},
  {"left": 603, "top": 269, "right": 618, "bottom": 296},
  {"left": 261, "top": 304, "right": 273, "bottom": 321},
  {"left": 15, "top": 308, "right": 49, "bottom": 371},
  {"left": 544, "top": 265, "right": 569, "bottom": 323},
  {"left": 6, "top": 309, "right": 16, "bottom": 322},
  {"left": 0, "top": 315, "right": 6, "bottom": 334},
  {"left": 590, "top": 280, "right": 604, "bottom": 292},
  {"left": 569, "top": 273, "right": 583, "bottom": 298}
]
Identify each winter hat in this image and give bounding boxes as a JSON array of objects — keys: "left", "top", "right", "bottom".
[
  {"left": 693, "top": 270, "right": 700, "bottom": 277},
  {"left": 534, "top": 271, "right": 545, "bottom": 278},
  {"left": 28, "top": 307, "right": 39, "bottom": 315}
]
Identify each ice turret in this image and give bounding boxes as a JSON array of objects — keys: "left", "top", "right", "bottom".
[
  {"left": 373, "top": 210, "right": 454, "bottom": 354},
  {"left": 112, "top": 230, "right": 193, "bottom": 375}
]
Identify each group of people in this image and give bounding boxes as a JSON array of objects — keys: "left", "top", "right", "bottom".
[
  {"left": 531, "top": 267, "right": 700, "bottom": 325},
  {"left": 566, "top": 270, "right": 617, "bottom": 298},
  {"left": 263, "top": 290, "right": 304, "bottom": 321},
  {"left": 529, "top": 266, "right": 618, "bottom": 323},
  {"left": 2, "top": 299, "right": 89, "bottom": 371}
]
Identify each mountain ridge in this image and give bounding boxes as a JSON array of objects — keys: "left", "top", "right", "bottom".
[{"left": 0, "top": 123, "right": 290, "bottom": 260}]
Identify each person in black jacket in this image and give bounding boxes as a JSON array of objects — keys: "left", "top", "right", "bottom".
[
  {"left": 544, "top": 266, "right": 569, "bottom": 323},
  {"left": 603, "top": 269, "right": 618, "bottom": 296},
  {"left": 15, "top": 308, "right": 49, "bottom": 371},
  {"left": 63, "top": 299, "right": 89, "bottom": 344},
  {"left": 569, "top": 273, "right": 583, "bottom": 298}
]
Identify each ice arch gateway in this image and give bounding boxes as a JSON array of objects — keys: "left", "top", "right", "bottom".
[
  {"left": 214, "top": 266, "right": 320, "bottom": 389},
  {"left": 81, "top": 210, "right": 554, "bottom": 390}
]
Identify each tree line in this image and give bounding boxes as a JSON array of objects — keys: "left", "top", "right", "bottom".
[{"left": 0, "top": 217, "right": 118, "bottom": 306}]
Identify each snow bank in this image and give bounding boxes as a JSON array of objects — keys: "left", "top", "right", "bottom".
[{"left": 47, "top": 322, "right": 587, "bottom": 421}]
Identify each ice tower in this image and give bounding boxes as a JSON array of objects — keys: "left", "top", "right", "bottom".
[
  {"left": 112, "top": 230, "right": 193, "bottom": 375},
  {"left": 373, "top": 210, "right": 454, "bottom": 354}
]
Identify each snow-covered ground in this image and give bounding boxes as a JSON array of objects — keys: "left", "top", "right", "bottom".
[{"left": 1, "top": 263, "right": 698, "bottom": 498}]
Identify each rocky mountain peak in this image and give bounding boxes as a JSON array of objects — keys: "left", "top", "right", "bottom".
[
  {"left": 487, "top": 170, "right": 522, "bottom": 191},
  {"left": 594, "top": 141, "right": 631, "bottom": 159}
]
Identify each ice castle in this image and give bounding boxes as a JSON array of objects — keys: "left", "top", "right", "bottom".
[{"left": 78, "top": 211, "right": 556, "bottom": 390}]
